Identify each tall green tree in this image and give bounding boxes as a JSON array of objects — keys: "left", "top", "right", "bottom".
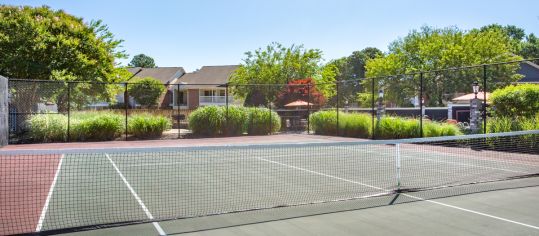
[
  {"left": 0, "top": 5, "right": 129, "bottom": 110},
  {"left": 365, "top": 26, "right": 522, "bottom": 106},
  {"left": 129, "top": 54, "right": 156, "bottom": 68},
  {"left": 229, "top": 42, "right": 335, "bottom": 106},
  {"left": 128, "top": 77, "right": 165, "bottom": 107},
  {"left": 326, "top": 47, "right": 382, "bottom": 106},
  {"left": 480, "top": 24, "right": 539, "bottom": 59}
]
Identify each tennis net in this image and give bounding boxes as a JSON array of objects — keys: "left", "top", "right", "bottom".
[{"left": 1, "top": 130, "right": 538, "bottom": 235}]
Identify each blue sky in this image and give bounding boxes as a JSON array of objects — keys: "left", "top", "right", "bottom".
[{"left": 3, "top": 0, "right": 539, "bottom": 71}]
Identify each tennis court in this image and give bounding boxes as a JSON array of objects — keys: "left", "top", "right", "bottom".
[{"left": 1, "top": 131, "right": 538, "bottom": 235}]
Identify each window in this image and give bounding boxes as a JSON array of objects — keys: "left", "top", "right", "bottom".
[{"left": 219, "top": 90, "right": 226, "bottom": 96}]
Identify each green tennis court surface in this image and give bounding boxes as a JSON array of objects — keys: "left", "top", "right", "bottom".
[{"left": 1, "top": 131, "right": 538, "bottom": 235}]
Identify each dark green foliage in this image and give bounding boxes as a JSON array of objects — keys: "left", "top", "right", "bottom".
[
  {"left": 128, "top": 113, "right": 172, "bottom": 139},
  {"left": 487, "top": 115, "right": 539, "bottom": 133},
  {"left": 188, "top": 106, "right": 281, "bottom": 136},
  {"left": 129, "top": 54, "right": 156, "bottom": 68},
  {"left": 490, "top": 84, "right": 539, "bottom": 118},
  {"left": 128, "top": 77, "right": 166, "bottom": 107}
]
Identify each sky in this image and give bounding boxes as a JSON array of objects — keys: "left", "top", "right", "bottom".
[{"left": 2, "top": 0, "right": 539, "bottom": 72}]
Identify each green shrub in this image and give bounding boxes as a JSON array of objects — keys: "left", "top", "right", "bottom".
[
  {"left": 224, "top": 106, "right": 248, "bottom": 135},
  {"left": 340, "top": 113, "right": 371, "bottom": 138},
  {"left": 189, "top": 106, "right": 224, "bottom": 136},
  {"left": 246, "top": 107, "right": 281, "bottom": 135},
  {"left": 310, "top": 111, "right": 462, "bottom": 139},
  {"left": 376, "top": 116, "right": 419, "bottom": 139},
  {"left": 487, "top": 114, "right": 539, "bottom": 133},
  {"left": 27, "top": 114, "right": 68, "bottom": 142},
  {"left": 490, "top": 84, "right": 539, "bottom": 117},
  {"left": 70, "top": 112, "right": 123, "bottom": 141},
  {"left": 309, "top": 110, "right": 339, "bottom": 135},
  {"left": 128, "top": 113, "right": 172, "bottom": 139},
  {"left": 188, "top": 106, "right": 282, "bottom": 136}
]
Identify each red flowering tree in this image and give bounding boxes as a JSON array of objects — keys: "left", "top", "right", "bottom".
[{"left": 274, "top": 78, "right": 326, "bottom": 108}]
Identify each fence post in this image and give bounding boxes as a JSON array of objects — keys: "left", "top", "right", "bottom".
[
  {"left": 268, "top": 85, "right": 272, "bottom": 135},
  {"left": 124, "top": 83, "right": 128, "bottom": 141},
  {"left": 67, "top": 82, "right": 71, "bottom": 142},
  {"left": 336, "top": 81, "right": 340, "bottom": 135},
  {"left": 482, "top": 65, "right": 487, "bottom": 134},
  {"left": 177, "top": 83, "right": 181, "bottom": 139},
  {"left": 307, "top": 83, "right": 311, "bottom": 134},
  {"left": 371, "top": 78, "right": 375, "bottom": 139},
  {"left": 225, "top": 83, "right": 229, "bottom": 136},
  {"left": 419, "top": 72, "right": 424, "bottom": 138}
]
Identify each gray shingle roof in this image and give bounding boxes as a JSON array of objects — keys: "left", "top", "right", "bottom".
[
  {"left": 172, "top": 65, "right": 238, "bottom": 88},
  {"left": 127, "top": 67, "right": 185, "bottom": 84}
]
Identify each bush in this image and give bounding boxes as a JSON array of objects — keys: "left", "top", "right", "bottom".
[
  {"left": 376, "top": 116, "right": 419, "bottom": 139},
  {"left": 246, "top": 107, "right": 281, "bottom": 135},
  {"left": 487, "top": 114, "right": 539, "bottom": 133},
  {"left": 27, "top": 114, "right": 68, "bottom": 142},
  {"left": 309, "top": 111, "right": 371, "bottom": 138},
  {"left": 70, "top": 112, "right": 123, "bottom": 141},
  {"left": 188, "top": 106, "right": 224, "bottom": 136},
  {"left": 490, "top": 84, "right": 539, "bottom": 117},
  {"left": 309, "top": 110, "right": 339, "bottom": 135},
  {"left": 128, "top": 113, "right": 172, "bottom": 139},
  {"left": 309, "top": 111, "right": 462, "bottom": 139},
  {"left": 188, "top": 106, "right": 281, "bottom": 136}
]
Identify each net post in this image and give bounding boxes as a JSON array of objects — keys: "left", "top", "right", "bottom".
[
  {"left": 419, "top": 72, "right": 424, "bottom": 138},
  {"left": 482, "top": 64, "right": 487, "bottom": 134},
  {"left": 176, "top": 83, "right": 181, "bottom": 139},
  {"left": 395, "top": 143, "right": 401, "bottom": 191},
  {"left": 124, "top": 83, "right": 128, "bottom": 141},
  {"left": 67, "top": 82, "right": 71, "bottom": 142},
  {"left": 336, "top": 81, "right": 339, "bottom": 136}
]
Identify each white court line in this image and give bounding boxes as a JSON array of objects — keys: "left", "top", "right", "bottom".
[
  {"left": 105, "top": 154, "right": 167, "bottom": 236},
  {"left": 36, "top": 154, "right": 64, "bottom": 232},
  {"left": 257, "top": 157, "right": 539, "bottom": 231}
]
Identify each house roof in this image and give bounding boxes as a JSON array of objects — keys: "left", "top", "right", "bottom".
[
  {"left": 126, "top": 67, "right": 185, "bottom": 84},
  {"left": 173, "top": 65, "right": 239, "bottom": 88},
  {"left": 517, "top": 61, "right": 539, "bottom": 83},
  {"left": 452, "top": 92, "right": 490, "bottom": 102}
]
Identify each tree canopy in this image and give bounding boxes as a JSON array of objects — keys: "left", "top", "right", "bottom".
[
  {"left": 0, "top": 5, "right": 130, "bottom": 111},
  {"left": 128, "top": 77, "right": 166, "bottom": 107},
  {"left": 325, "top": 47, "right": 382, "bottom": 105},
  {"left": 364, "top": 26, "right": 522, "bottom": 106},
  {"left": 129, "top": 54, "right": 156, "bottom": 68},
  {"left": 229, "top": 42, "right": 335, "bottom": 106},
  {"left": 0, "top": 5, "right": 127, "bottom": 82}
]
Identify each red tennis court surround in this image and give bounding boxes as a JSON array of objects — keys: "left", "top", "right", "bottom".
[{"left": 0, "top": 155, "right": 62, "bottom": 235}]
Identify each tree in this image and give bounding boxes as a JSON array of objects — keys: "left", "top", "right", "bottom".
[
  {"left": 480, "top": 24, "right": 539, "bottom": 59},
  {"left": 229, "top": 42, "right": 335, "bottom": 106},
  {"left": 129, "top": 54, "right": 156, "bottom": 68},
  {"left": 325, "top": 47, "right": 382, "bottom": 105},
  {"left": 128, "top": 77, "right": 166, "bottom": 107},
  {"left": 0, "top": 6, "right": 128, "bottom": 111},
  {"left": 274, "top": 78, "right": 326, "bottom": 108},
  {"left": 365, "top": 26, "right": 522, "bottom": 106}
]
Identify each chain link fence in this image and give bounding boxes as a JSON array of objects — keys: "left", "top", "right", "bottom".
[{"left": 5, "top": 59, "right": 538, "bottom": 144}]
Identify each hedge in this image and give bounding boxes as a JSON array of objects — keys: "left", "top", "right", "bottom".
[
  {"left": 188, "top": 106, "right": 281, "bottom": 136},
  {"left": 128, "top": 113, "right": 172, "bottom": 139},
  {"left": 27, "top": 111, "right": 171, "bottom": 142},
  {"left": 490, "top": 84, "right": 539, "bottom": 117},
  {"left": 309, "top": 110, "right": 461, "bottom": 139}
]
